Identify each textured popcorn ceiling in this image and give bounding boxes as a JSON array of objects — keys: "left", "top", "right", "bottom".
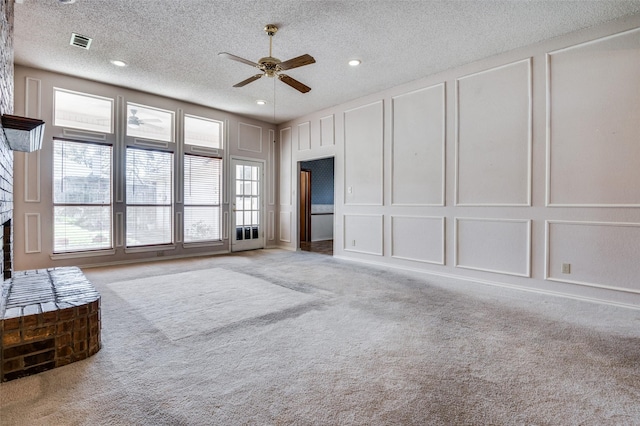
[{"left": 13, "top": 0, "right": 640, "bottom": 124}]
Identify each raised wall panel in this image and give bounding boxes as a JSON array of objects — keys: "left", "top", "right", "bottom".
[
  {"left": 279, "top": 211, "right": 291, "bottom": 243},
  {"left": 547, "top": 28, "right": 640, "bottom": 206},
  {"left": 238, "top": 122, "right": 263, "bottom": 153},
  {"left": 320, "top": 115, "right": 335, "bottom": 147},
  {"left": 456, "top": 59, "right": 531, "bottom": 206},
  {"left": 115, "top": 212, "right": 124, "bottom": 247},
  {"left": 23, "top": 151, "right": 40, "bottom": 202},
  {"left": 268, "top": 211, "right": 275, "bottom": 241},
  {"left": 343, "top": 214, "right": 383, "bottom": 256},
  {"left": 344, "top": 101, "right": 384, "bottom": 205},
  {"left": 223, "top": 211, "right": 229, "bottom": 240},
  {"left": 175, "top": 212, "right": 183, "bottom": 243},
  {"left": 391, "top": 216, "right": 444, "bottom": 264},
  {"left": 298, "top": 121, "right": 311, "bottom": 151},
  {"left": 268, "top": 129, "right": 275, "bottom": 205},
  {"left": 24, "top": 213, "right": 41, "bottom": 254},
  {"left": 392, "top": 84, "right": 445, "bottom": 205},
  {"left": 25, "top": 77, "right": 42, "bottom": 119},
  {"left": 279, "top": 127, "right": 292, "bottom": 206},
  {"left": 455, "top": 218, "right": 531, "bottom": 277},
  {"left": 546, "top": 221, "right": 640, "bottom": 293}
]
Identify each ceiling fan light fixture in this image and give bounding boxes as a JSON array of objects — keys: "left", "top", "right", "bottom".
[{"left": 348, "top": 59, "right": 361, "bottom": 67}]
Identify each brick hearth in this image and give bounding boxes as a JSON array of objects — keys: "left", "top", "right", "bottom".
[{"left": 0, "top": 267, "right": 101, "bottom": 382}]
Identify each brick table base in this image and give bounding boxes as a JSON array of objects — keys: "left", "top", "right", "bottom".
[{"left": 0, "top": 267, "right": 101, "bottom": 382}]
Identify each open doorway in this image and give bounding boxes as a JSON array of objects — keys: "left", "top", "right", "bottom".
[{"left": 299, "top": 157, "right": 334, "bottom": 255}]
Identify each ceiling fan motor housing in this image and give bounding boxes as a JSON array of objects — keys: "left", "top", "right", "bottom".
[{"left": 259, "top": 56, "right": 281, "bottom": 77}]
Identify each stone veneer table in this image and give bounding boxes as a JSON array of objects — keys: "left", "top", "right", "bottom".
[{"left": 0, "top": 267, "right": 101, "bottom": 382}]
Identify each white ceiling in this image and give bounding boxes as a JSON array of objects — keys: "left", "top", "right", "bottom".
[{"left": 13, "top": 0, "right": 640, "bottom": 124}]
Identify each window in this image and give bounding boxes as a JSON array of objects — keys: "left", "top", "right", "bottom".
[
  {"left": 54, "top": 88, "right": 113, "bottom": 133},
  {"left": 53, "top": 139, "right": 112, "bottom": 252},
  {"left": 126, "top": 148, "right": 174, "bottom": 246},
  {"left": 126, "top": 103, "right": 174, "bottom": 142},
  {"left": 184, "top": 115, "right": 222, "bottom": 149},
  {"left": 184, "top": 155, "right": 222, "bottom": 242}
]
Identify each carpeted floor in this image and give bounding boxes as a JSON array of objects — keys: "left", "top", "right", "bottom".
[{"left": 1, "top": 249, "right": 639, "bottom": 425}]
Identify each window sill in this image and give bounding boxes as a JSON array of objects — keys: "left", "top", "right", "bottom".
[
  {"left": 124, "top": 244, "right": 176, "bottom": 254},
  {"left": 51, "top": 249, "right": 116, "bottom": 261}
]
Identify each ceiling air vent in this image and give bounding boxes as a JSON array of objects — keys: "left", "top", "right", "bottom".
[{"left": 70, "top": 33, "right": 92, "bottom": 49}]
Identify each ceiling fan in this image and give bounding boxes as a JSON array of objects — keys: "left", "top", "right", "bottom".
[
  {"left": 127, "top": 109, "right": 162, "bottom": 129},
  {"left": 219, "top": 24, "right": 315, "bottom": 93}
]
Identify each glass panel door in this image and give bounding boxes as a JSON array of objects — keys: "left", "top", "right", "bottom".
[{"left": 231, "top": 158, "right": 263, "bottom": 251}]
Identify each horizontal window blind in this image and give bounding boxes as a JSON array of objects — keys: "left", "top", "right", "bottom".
[
  {"left": 126, "top": 148, "right": 173, "bottom": 246},
  {"left": 184, "top": 154, "right": 222, "bottom": 242},
  {"left": 53, "top": 139, "right": 112, "bottom": 252}
]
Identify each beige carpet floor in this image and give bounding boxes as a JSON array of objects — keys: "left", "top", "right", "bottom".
[{"left": 1, "top": 249, "right": 639, "bottom": 425}]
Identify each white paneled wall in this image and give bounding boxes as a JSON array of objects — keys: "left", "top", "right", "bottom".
[{"left": 278, "top": 15, "right": 640, "bottom": 308}]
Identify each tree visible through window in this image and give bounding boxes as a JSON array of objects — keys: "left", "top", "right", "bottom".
[{"left": 53, "top": 139, "right": 112, "bottom": 252}]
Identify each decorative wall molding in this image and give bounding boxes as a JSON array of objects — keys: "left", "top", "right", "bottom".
[
  {"left": 115, "top": 212, "right": 124, "bottom": 247},
  {"left": 391, "top": 83, "right": 446, "bottom": 206},
  {"left": 391, "top": 215, "right": 445, "bottom": 265},
  {"left": 115, "top": 96, "right": 125, "bottom": 203},
  {"left": 320, "top": 115, "right": 335, "bottom": 147},
  {"left": 268, "top": 129, "right": 275, "bottom": 206},
  {"left": 223, "top": 211, "right": 229, "bottom": 240},
  {"left": 268, "top": 210, "right": 275, "bottom": 241},
  {"left": 545, "top": 220, "right": 640, "bottom": 294},
  {"left": 343, "top": 213, "right": 384, "bottom": 256},
  {"left": 454, "top": 217, "right": 531, "bottom": 277},
  {"left": 238, "top": 122, "right": 263, "bottom": 153},
  {"left": 24, "top": 213, "right": 41, "bottom": 254},
  {"left": 279, "top": 211, "right": 291, "bottom": 243},
  {"left": 23, "top": 151, "right": 40, "bottom": 203},
  {"left": 298, "top": 121, "right": 311, "bottom": 151},
  {"left": 344, "top": 101, "right": 384, "bottom": 206},
  {"left": 279, "top": 127, "right": 292, "bottom": 206},
  {"left": 545, "top": 27, "right": 640, "bottom": 207},
  {"left": 455, "top": 58, "right": 532, "bottom": 206},
  {"left": 175, "top": 211, "right": 183, "bottom": 243},
  {"left": 25, "top": 77, "right": 42, "bottom": 119},
  {"left": 62, "top": 128, "right": 107, "bottom": 141},
  {"left": 133, "top": 138, "right": 169, "bottom": 149}
]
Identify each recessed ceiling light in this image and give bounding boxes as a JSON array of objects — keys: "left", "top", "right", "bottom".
[
  {"left": 256, "top": 100, "right": 267, "bottom": 105},
  {"left": 110, "top": 60, "right": 127, "bottom": 67},
  {"left": 59, "top": 0, "right": 76, "bottom": 4},
  {"left": 348, "top": 59, "right": 361, "bottom": 67}
]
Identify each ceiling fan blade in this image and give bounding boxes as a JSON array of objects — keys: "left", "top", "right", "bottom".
[
  {"left": 218, "top": 52, "right": 259, "bottom": 68},
  {"left": 139, "top": 118, "right": 162, "bottom": 123},
  {"left": 279, "top": 54, "right": 316, "bottom": 70},
  {"left": 233, "top": 74, "right": 263, "bottom": 88},
  {"left": 278, "top": 74, "right": 311, "bottom": 93}
]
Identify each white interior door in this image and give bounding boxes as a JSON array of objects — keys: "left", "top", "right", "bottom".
[{"left": 231, "top": 158, "right": 264, "bottom": 252}]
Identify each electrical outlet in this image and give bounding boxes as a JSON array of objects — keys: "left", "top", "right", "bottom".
[
  {"left": 561, "top": 263, "right": 571, "bottom": 274},
  {"left": 352, "top": 240, "right": 356, "bottom": 246},
  {"left": 348, "top": 186, "right": 353, "bottom": 194}
]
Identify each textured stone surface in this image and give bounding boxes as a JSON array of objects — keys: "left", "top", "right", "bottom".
[{"left": 0, "top": 267, "right": 101, "bottom": 382}]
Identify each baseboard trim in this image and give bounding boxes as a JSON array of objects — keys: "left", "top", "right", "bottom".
[{"left": 333, "top": 255, "right": 640, "bottom": 311}]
